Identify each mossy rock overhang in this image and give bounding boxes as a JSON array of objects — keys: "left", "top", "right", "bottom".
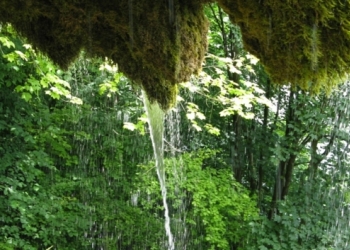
[
  {"left": 1, "top": 1, "right": 350, "bottom": 109},
  {"left": 0, "top": 0, "right": 209, "bottom": 110},
  {"left": 217, "top": 0, "right": 350, "bottom": 93}
]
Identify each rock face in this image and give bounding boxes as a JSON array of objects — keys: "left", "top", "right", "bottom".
[
  {"left": 0, "top": 0, "right": 208, "bottom": 109},
  {"left": 1, "top": 0, "right": 350, "bottom": 108}
]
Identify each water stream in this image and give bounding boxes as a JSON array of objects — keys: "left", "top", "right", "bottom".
[{"left": 142, "top": 91, "right": 174, "bottom": 250}]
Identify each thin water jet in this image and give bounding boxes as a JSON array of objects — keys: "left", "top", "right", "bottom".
[
  {"left": 311, "top": 23, "right": 318, "bottom": 71},
  {"left": 168, "top": 0, "right": 175, "bottom": 25},
  {"left": 128, "top": 0, "right": 134, "bottom": 47},
  {"left": 142, "top": 91, "right": 174, "bottom": 250}
]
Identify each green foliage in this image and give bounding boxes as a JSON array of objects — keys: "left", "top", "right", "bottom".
[
  {"left": 0, "top": 86, "right": 85, "bottom": 249},
  {"left": 0, "top": 25, "right": 81, "bottom": 104},
  {"left": 179, "top": 53, "right": 271, "bottom": 136},
  {"left": 0, "top": 26, "right": 165, "bottom": 249},
  {"left": 246, "top": 180, "right": 350, "bottom": 250},
  {"left": 183, "top": 150, "right": 258, "bottom": 249},
  {"left": 0, "top": 243, "right": 13, "bottom": 250},
  {"left": 135, "top": 150, "right": 259, "bottom": 249}
]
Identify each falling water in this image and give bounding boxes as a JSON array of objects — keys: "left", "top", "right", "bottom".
[
  {"left": 165, "top": 106, "right": 189, "bottom": 249},
  {"left": 142, "top": 91, "right": 174, "bottom": 250},
  {"left": 168, "top": 0, "right": 174, "bottom": 25},
  {"left": 311, "top": 23, "right": 318, "bottom": 70},
  {"left": 128, "top": 0, "right": 134, "bottom": 46}
]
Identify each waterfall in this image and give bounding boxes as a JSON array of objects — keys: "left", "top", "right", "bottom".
[{"left": 142, "top": 91, "right": 174, "bottom": 250}]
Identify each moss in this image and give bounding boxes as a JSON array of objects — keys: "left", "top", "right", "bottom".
[
  {"left": 2, "top": 0, "right": 350, "bottom": 106},
  {"left": 217, "top": 0, "right": 350, "bottom": 93},
  {"left": 0, "top": 0, "right": 208, "bottom": 110}
]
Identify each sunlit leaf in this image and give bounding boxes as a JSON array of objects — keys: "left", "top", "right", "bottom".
[{"left": 123, "top": 122, "right": 136, "bottom": 131}]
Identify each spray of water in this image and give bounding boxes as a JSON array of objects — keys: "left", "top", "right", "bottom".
[
  {"left": 311, "top": 23, "right": 318, "bottom": 71},
  {"left": 142, "top": 91, "right": 174, "bottom": 250},
  {"left": 165, "top": 106, "right": 189, "bottom": 249}
]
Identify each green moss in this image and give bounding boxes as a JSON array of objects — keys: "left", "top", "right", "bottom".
[
  {"left": 217, "top": 0, "right": 350, "bottom": 93},
  {"left": 0, "top": 0, "right": 208, "bottom": 110},
  {"left": 2, "top": 0, "right": 350, "bottom": 105}
]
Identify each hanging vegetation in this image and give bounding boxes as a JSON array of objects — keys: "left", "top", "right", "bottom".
[
  {"left": 0, "top": 0, "right": 208, "bottom": 109},
  {"left": 217, "top": 0, "right": 350, "bottom": 93},
  {"left": 1, "top": 0, "right": 350, "bottom": 107}
]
